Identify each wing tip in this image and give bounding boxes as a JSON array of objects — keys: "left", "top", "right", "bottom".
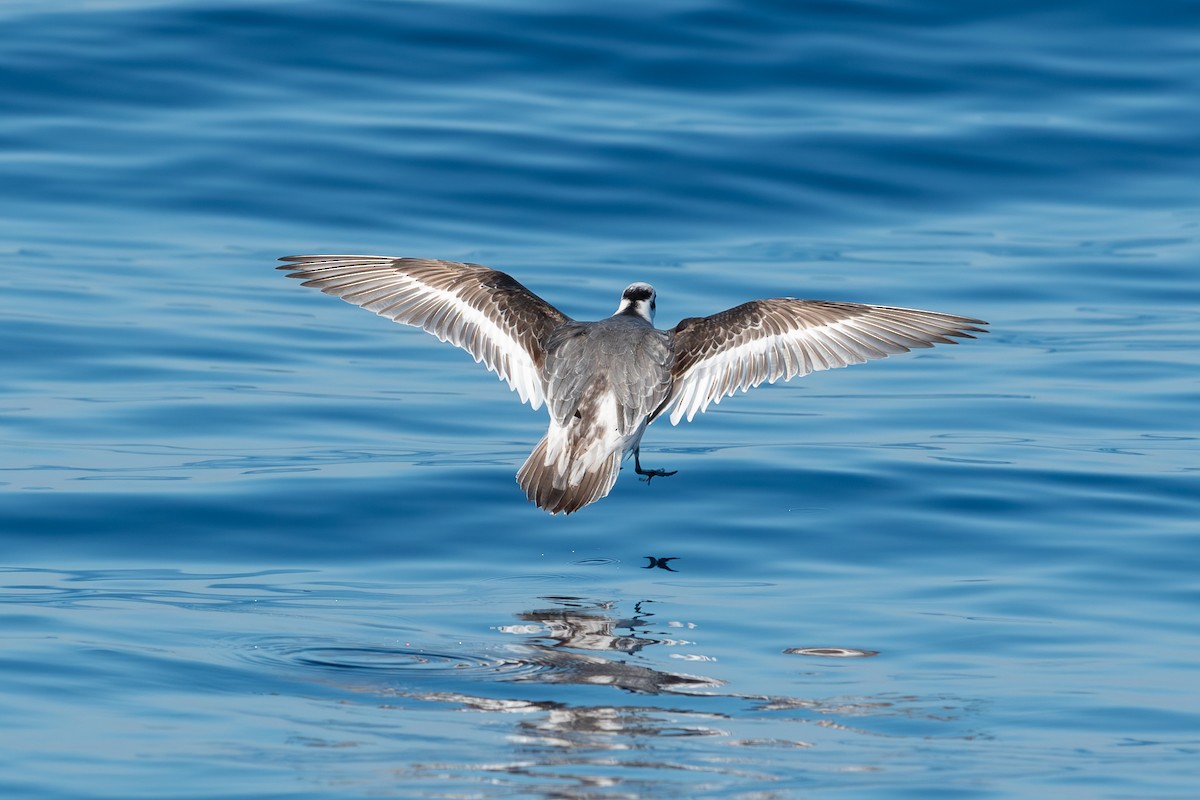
[{"left": 949, "top": 321, "right": 989, "bottom": 340}]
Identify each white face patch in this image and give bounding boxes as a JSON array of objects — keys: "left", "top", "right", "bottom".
[{"left": 616, "top": 283, "right": 657, "bottom": 323}]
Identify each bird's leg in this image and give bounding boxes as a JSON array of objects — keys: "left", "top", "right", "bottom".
[{"left": 634, "top": 448, "right": 677, "bottom": 483}]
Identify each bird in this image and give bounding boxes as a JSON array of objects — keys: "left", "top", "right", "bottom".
[{"left": 278, "top": 255, "right": 986, "bottom": 515}]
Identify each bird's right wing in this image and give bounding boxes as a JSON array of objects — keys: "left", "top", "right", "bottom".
[
  {"left": 662, "top": 298, "right": 986, "bottom": 424},
  {"left": 278, "top": 255, "right": 570, "bottom": 409}
]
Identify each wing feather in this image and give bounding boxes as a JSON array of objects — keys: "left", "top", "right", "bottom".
[
  {"left": 663, "top": 299, "right": 986, "bottom": 424},
  {"left": 278, "top": 255, "right": 570, "bottom": 409}
]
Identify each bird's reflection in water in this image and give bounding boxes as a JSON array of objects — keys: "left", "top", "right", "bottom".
[
  {"left": 408, "top": 596, "right": 734, "bottom": 770},
  {"left": 328, "top": 596, "right": 980, "bottom": 795},
  {"left": 500, "top": 596, "right": 719, "bottom": 694}
]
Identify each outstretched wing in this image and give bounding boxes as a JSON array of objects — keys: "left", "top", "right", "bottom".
[
  {"left": 278, "top": 255, "right": 570, "bottom": 409},
  {"left": 662, "top": 299, "right": 986, "bottom": 424}
]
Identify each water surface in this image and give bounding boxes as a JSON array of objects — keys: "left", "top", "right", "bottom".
[{"left": 1, "top": 1, "right": 1198, "bottom": 797}]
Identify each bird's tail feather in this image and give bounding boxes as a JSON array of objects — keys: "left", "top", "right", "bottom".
[{"left": 517, "top": 434, "right": 622, "bottom": 515}]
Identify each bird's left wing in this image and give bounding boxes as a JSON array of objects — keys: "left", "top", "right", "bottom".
[
  {"left": 278, "top": 255, "right": 570, "bottom": 409},
  {"left": 660, "top": 298, "right": 986, "bottom": 424}
]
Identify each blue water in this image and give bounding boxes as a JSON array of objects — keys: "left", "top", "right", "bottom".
[{"left": 2, "top": 1, "right": 1198, "bottom": 797}]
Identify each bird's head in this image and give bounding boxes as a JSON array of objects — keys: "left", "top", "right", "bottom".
[{"left": 616, "top": 282, "right": 657, "bottom": 323}]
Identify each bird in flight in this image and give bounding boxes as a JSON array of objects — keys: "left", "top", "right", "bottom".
[{"left": 279, "top": 256, "right": 986, "bottom": 515}]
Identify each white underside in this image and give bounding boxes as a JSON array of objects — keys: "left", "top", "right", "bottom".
[{"left": 540, "top": 392, "right": 644, "bottom": 487}]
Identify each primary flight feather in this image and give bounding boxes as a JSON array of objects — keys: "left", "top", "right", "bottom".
[{"left": 279, "top": 255, "right": 986, "bottom": 514}]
